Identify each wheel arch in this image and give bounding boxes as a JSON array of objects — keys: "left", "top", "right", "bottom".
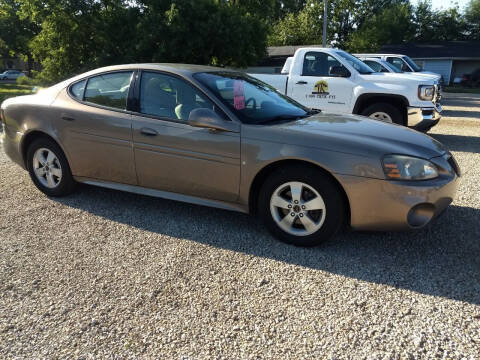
[
  {"left": 353, "top": 93, "right": 409, "bottom": 124},
  {"left": 248, "top": 159, "right": 351, "bottom": 226},
  {"left": 21, "top": 130, "right": 67, "bottom": 168}
]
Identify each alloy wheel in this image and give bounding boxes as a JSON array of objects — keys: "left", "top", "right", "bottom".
[
  {"left": 269, "top": 181, "right": 326, "bottom": 236},
  {"left": 369, "top": 111, "right": 392, "bottom": 122},
  {"left": 32, "top": 148, "right": 63, "bottom": 188}
]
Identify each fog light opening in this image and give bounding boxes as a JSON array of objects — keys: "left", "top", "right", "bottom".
[{"left": 407, "top": 203, "right": 435, "bottom": 228}]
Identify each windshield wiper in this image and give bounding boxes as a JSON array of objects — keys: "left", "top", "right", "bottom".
[{"left": 259, "top": 114, "right": 309, "bottom": 125}]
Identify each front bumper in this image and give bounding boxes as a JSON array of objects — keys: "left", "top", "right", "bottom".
[
  {"left": 337, "top": 157, "right": 459, "bottom": 231},
  {"left": 407, "top": 103, "right": 442, "bottom": 132}
]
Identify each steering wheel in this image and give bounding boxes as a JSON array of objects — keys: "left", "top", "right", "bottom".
[{"left": 245, "top": 97, "right": 257, "bottom": 109}]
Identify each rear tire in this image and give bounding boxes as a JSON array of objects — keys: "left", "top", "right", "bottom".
[
  {"left": 258, "top": 165, "right": 345, "bottom": 247},
  {"left": 361, "top": 102, "right": 404, "bottom": 125},
  {"left": 26, "top": 137, "right": 76, "bottom": 197}
]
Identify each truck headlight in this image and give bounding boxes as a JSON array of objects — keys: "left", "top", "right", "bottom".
[
  {"left": 418, "top": 85, "right": 435, "bottom": 101},
  {"left": 383, "top": 155, "right": 438, "bottom": 180}
]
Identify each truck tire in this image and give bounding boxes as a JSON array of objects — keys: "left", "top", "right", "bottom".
[{"left": 361, "top": 103, "right": 404, "bottom": 125}]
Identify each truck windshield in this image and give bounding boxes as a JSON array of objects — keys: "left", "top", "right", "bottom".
[
  {"left": 402, "top": 56, "right": 421, "bottom": 72},
  {"left": 335, "top": 50, "right": 375, "bottom": 74},
  {"left": 193, "top": 72, "right": 310, "bottom": 124}
]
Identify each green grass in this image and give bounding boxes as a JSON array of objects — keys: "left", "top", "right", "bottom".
[
  {"left": 0, "top": 83, "right": 35, "bottom": 104},
  {"left": 443, "top": 86, "right": 480, "bottom": 94}
]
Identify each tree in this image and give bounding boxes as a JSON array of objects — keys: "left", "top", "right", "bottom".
[
  {"left": 267, "top": 0, "right": 326, "bottom": 46},
  {"left": 19, "top": 0, "right": 267, "bottom": 82},
  {"left": 465, "top": 0, "right": 480, "bottom": 39},
  {"left": 346, "top": 2, "right": 414, "bottom": 52},
  {"left": 413, "top": 0, "right": 436, "bottom": 42},
  {"left": 0, "top": 0, "right": 39, "bottom": 72},
  {"left": 135, "top": 0, "right": 267, "bottom": 67}
]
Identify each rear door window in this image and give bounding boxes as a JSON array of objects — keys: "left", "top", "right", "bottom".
[
  {"left": 84, "top": 72, "right": 133, "bottom": 109},
  {"left": 70, "top": 80, "right": 86, "bottom": 99}
]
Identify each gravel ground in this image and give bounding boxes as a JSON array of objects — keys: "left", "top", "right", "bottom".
[{"left": 1, "top": 96, "right": 479, "bottom": 359}]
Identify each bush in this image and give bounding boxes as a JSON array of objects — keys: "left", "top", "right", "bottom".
[{"left": 16, "top": 75, "right": 45, "bottom": 87}]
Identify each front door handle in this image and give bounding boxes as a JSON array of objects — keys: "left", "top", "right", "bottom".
[
  {"left": 296, "top": 80, "right": 308, "bottom": 85},
  {"left": 61, "top": 116, "right": 75, "bottom": 121},
  {"left": 140, "top": 127, "right": 158, "bottom": 136}
]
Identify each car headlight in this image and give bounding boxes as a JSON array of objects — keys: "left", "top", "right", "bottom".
[
  {"left": 418, "top": 85, "right": 435, "bottom": 100},
  {"left": 383, "top": 155, "right": 438, "bottom": 180}
]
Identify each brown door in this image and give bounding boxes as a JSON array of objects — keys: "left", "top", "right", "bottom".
[{"left": 131, "top": 71, "right": 241, "bottom": 202}]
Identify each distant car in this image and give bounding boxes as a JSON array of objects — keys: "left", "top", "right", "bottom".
[
  {"left": 355, "top": 54, "right": 443, "bottom": 84},
  {"left": 0, "top": 70, "right": 25, "bottom": 80},
  {"left": 1, "top": 64, "right": 460, "bottom": 247},
  {"left": 361, "top": 58, "right": 443, "bottom": 85},
  {"left": 460, "top": 69, "right": 480, "bottom": 88}
]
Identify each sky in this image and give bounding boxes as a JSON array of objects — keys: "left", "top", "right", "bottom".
[{"left": 410, "top": 0, "right": 471, "bottom": 11}]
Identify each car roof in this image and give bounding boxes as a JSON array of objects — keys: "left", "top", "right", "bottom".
[
  {"left": 355, "top": 54, "right": 403, "bottom": 57},
  {"left": 50, "top": 63, "right": 238, "bottom": 92},
  {"left": 83, "top": 63, "right": 230, "bottom": 77}
]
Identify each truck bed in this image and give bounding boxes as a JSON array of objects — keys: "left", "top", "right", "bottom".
[{"left": 248, "top": 73, "right": 288, "bottom": 94}]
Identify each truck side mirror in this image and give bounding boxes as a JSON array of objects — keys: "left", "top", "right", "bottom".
[{"left": 329, "top": 66, "right": 350, "bottom": 78}]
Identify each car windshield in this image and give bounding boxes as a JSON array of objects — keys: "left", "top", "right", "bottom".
[
  {"left": 335, "top": 50, "right": 375, "bottom": 74},
  {"left": 402, "top": 56, "right": 421, "bottom": 72},
  {"left": 193, "top": 72, "right": 311, "bottom": 124}
]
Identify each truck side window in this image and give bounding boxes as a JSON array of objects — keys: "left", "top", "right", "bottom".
[{"left": 302, "top": 52, "right": 342, "bottom": 77}]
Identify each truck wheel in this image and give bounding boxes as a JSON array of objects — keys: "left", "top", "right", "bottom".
[
  {"left": 361, "top": 103, "right": 403, "bottom": 125},
  {"left": 258, "top": 165, "right": 345, "bottom": 247}
]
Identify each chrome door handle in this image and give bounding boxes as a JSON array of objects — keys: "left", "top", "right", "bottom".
[
  {"left": 296, "top": 81, "right": 308, "bottom": 85},
  {"left": 140, "top": 127, "right": 158, "bottom": 136}
]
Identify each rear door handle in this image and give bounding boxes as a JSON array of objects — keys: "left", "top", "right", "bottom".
[
  {"left": 140, "top": 127, "right": 158, "bottom": 136},
  {"left": 61, "top": 116, "right": 75, "bottom": 121},
  {"left": 296, "top": 80, "right": 308, "bottom": 85}
]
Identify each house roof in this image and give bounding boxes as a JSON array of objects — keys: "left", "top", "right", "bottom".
[{"left": 380, "top": 42, "right": 480, "bottom": 59}]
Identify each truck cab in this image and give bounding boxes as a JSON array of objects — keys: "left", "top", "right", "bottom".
[{"left": 250, "top": 47, "right": 442, "bottom": 132}]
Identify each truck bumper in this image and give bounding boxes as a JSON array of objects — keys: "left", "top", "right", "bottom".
[{"left": 407, "top": 103, "right": 442, "bottom": 132}]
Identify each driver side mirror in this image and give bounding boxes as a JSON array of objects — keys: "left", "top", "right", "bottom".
[
  {"left": 329, "top": 65, "right": 350, "bottom": 78},
  {"left": 188, "top": 108, "right": 238, "bottom": 133}
]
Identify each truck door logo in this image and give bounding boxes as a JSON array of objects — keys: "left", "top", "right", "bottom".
[{"left": 312, "top": 80, "right": 329, "bottom": 94}]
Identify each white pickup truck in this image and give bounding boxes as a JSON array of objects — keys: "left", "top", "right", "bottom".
[{"left": 250, "top": 48, "right": 442, "bottom": 132}]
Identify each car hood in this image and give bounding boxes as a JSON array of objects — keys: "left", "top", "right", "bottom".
[
  {"left": 243, "top": 113, "right": 447, "bottom": 159},
  {"left": 415, "top": 72, "right": 441, "bottom": 80}
]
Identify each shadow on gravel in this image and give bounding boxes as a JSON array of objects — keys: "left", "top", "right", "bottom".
[
  {"left": 430, "top": 133, "right": 480, "bottom": 154},
  {"left": 55, "top": 185, "right": 480, "bottom": 305},
  {"left": 442, "top": 109, "right": 480, "bottom": 119}
]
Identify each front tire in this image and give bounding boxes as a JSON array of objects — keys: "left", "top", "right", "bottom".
[
  {"left": 26, "top": 137, "right": 76, "bottom": 197},
  {"left": 258, "top": 165, "right": 345, "bottom": 247},
  {"left": 361, "top": 102, "right": 404, "bottom": 125}
]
